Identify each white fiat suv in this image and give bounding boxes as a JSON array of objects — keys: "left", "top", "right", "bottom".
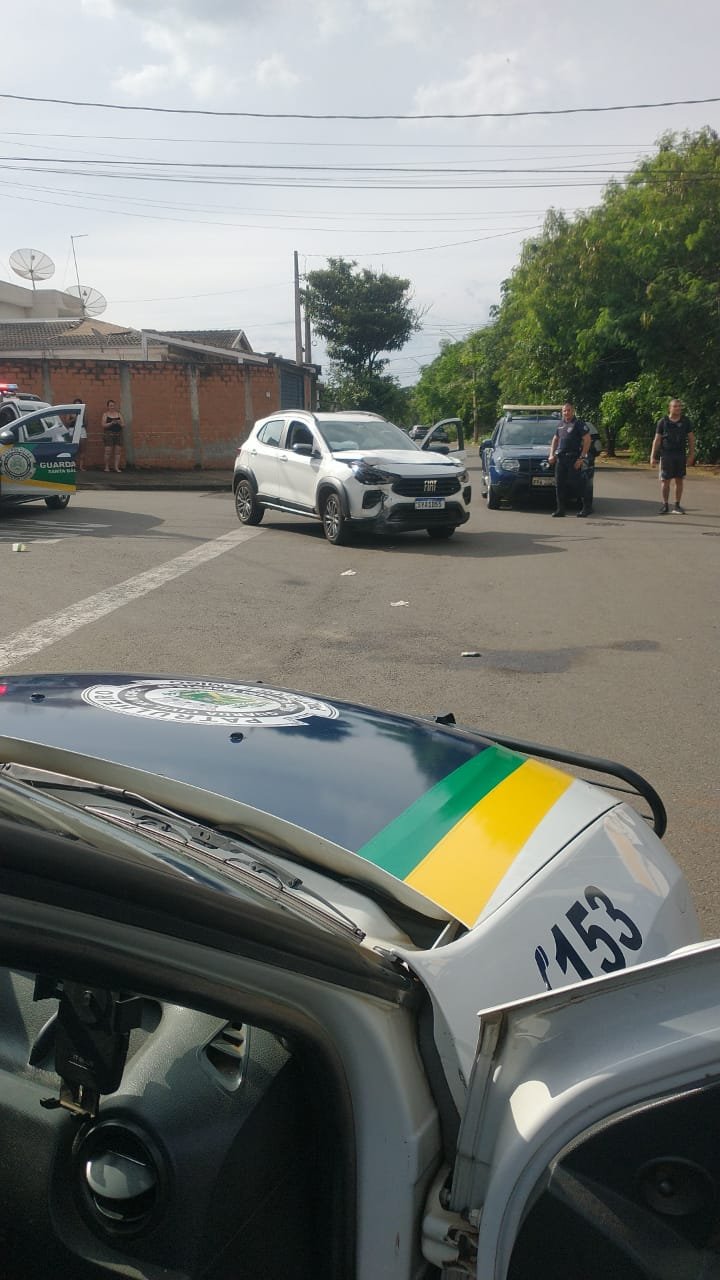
[{"left": 232, "top": 410, "right": 471, "bottom": 545}]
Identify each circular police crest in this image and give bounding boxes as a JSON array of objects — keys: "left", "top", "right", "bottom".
[
  {"left": 82, "top": 679, "right": 339, "bottom": 728},
  {"left": 0, "top": 447, "right": 36, "bottom": 481}
]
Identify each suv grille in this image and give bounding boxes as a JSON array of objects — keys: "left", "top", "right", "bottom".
[{"left": 392, "top": 475, "right": 461, "bottom": 497}]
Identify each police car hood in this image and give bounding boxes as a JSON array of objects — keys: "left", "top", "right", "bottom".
[
  {"left": 494, "top": 444, "right": 551, "bottom": 458},
  {"left": 0, "top": 673, "right": 614, "bottom": 929}
]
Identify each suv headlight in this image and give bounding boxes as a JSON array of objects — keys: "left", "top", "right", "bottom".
[
  {"left": 350, "top": 462, "right": 397, "bottom": 485},
  {"left": 500, "top": 458, "right": 520, "bottom": 473}
]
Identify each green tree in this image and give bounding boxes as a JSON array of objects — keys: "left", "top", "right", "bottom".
[
  {"left": 599, "top": 374, "right": 666, "bottom": 459},
  {"left": 486, "top": 131, "right": 720, "bottom": 459},
  {"left": 304, "top": 258, "right": 422, "bottom": 406},
  {"left": 411, "top": 327, "right": 500, "bottom": 440},
  {"left": 319, "top": 370, "right": 412, "bottom": 423}
]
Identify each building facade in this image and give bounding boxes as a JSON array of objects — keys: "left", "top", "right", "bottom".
[{"left": 0, "top": 320, "right": 318, "bottom": 470}]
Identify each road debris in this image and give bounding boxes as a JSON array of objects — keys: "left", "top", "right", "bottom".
[
  {"left": 340, "top": 569, "right": 357, "bottom": 576},
  {"left": 461, "top": 651, "right": 482, "bottom": 657},
  {"left": 11, "top": 543, "right": 28, "bottom": 553},
  {"left": 390, "top": 600, "right": 409, "bottom": 607}
]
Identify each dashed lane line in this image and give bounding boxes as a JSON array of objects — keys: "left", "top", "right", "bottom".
[{"left": 0, "top": 526, "right": 263, "bottom": 670}]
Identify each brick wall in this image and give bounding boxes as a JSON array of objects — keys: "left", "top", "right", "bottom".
[{"left": 0, "top": 357, "right": 303, "bottom": 470}]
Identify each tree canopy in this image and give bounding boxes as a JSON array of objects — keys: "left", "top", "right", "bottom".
[
  {"left": 304, "top": 257, "right": 421, "bottom": 415},
  {"left": 411, "top": 129, "right": 720, "bottom": 459}
]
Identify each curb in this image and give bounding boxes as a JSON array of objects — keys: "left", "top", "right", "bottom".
[{"left": 77, "top": 471, "right": 230, "bottom": 492}]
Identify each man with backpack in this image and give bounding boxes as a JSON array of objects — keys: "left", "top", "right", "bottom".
[{"left": 650, "top": 398, "right": 695, "bottom": 514}]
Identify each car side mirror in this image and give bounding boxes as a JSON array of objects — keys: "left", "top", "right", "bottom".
[
  {"left": 0, "top": 427, "right": 16, "bottom": 444},
  {"left": 292, "top": 442, "right": 314, "bottom": 456},
  {"left": 433, "top": 444, "right": 450, "bottom": 455},
  {"left": 480, "top": 439, "right": 492, "bottom": 450}
]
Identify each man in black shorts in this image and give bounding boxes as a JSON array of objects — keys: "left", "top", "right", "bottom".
[
  {"left": 650, "top": 398, "right": 695, "bottom": 514},
  {"left": 548, "top": 401, "right": 591, "bottom": 517}
]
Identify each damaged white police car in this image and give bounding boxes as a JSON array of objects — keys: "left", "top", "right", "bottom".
[{"left": 1, "top": 673, "right": 718, "bottom": 1280}]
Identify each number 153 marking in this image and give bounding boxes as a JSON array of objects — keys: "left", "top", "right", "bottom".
[{"left": 534, "top": 886, "right": 643, "bottom": 991}]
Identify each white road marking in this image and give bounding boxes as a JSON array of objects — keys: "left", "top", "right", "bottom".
[
  {"left": 0, "top": 526, "right": 263, "bottom": 670},
  {"left": 0, "top": 520, "right": 110, "bottom": 541}
]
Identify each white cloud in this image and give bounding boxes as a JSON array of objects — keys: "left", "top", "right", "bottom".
[
  {"left": 414, "top": 51, "right": 549, "bottom": 116},
  {"left": 80, "top": 0, "right": 117, "bottom": 17},
  {"left": 365, "top": 0, "right": 435, "bottom": 45},
  {"left": 254, "top": 53, "right": 301, "bottom": 90},
  {"left": 113, "top": 0, "right": 263, "bottom": 21},
  {"left": 306, "top": 0, "right": 356, "bottom": 39},
  {"left": 112, "top": 19, "right": 239, "bottom": 101},
  {"left": 113, "top": 63, "right": 173, "bottom": 97}
]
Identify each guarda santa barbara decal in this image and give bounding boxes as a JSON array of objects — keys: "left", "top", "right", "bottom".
[
  {"left": 81, "top": 679, "right": 340, "bottom": 728},
  {"left": 0, "top": 445, "right": 76, "bottom": 490},
  {"left": 357, "top": 744, "right": 573, "bottom": 927}
]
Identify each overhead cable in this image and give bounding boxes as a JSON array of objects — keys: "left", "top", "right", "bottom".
[{"left": 1, "top": 91, "right": 718, "bottom": 119}]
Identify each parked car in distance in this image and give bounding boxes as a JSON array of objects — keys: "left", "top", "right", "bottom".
[
  {"left": 480, "top": 405, "right": 600, "bottom": 510},
  {"left": 233, "top": 410, "right": 471, "bottom": 544}
]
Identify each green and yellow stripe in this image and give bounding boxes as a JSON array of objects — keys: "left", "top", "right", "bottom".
[{"left": 357, "top": 746, "right": 571, "bottom": 926}]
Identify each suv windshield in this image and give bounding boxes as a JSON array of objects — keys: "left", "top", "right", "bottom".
[
  {"left": 316, "top": 418, "right": 418, "bottom": 452},
  {"left": 498, "top": 420, "right": 557, "bottom": 447}
]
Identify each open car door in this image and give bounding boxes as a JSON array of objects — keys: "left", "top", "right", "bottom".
[
  {"left": 433, "top": 941, "right": 720, "bottom": 1279},
  {"left": 420, "top": 417, "right": 466, "bottom": 463}
]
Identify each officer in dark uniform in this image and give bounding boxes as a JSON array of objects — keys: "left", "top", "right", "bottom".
[{"left": 548, "top": 401, "right": 591, "bottom": 517}]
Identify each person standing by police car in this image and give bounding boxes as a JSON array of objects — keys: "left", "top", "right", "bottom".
[
  {"left": 548, "top": 402, "right": 591, "bottom": 517},
  {"left": 650, "top": 398, "right": 695, "bottom": 514}
]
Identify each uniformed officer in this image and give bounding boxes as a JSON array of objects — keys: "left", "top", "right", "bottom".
[{"left": 548, "top": 402, "right": 591, "bottom": 517}]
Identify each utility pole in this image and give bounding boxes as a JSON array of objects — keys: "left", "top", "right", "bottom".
[
  {"left": 304, "top": 311, "right": 312, "bottom": 366},
  {"left": 293, "top": 250, "right": 303, "bottom": 366}
]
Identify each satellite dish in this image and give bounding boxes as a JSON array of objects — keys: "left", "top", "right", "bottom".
[
  {"left": 67, "top": 285, "right": 107, "bottom": 318},
  {"left": 9, "top": 247, "right": 55, "bottom": 289}
]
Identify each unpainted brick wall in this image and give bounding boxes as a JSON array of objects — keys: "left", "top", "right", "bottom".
[{"left": 0, "top": 357, "right": 294, "bottom": 470}]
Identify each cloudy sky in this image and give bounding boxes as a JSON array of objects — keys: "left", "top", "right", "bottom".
[{"left": 2, "top": 0, "right": 719, "bottom": 383}]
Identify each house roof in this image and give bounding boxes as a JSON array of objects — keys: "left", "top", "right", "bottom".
[
  {"left": 0, "top": 319, "right": 149, "bottom": 351},
  {"left": 162, "top": 328, "right": 253, "bottom": 353}
]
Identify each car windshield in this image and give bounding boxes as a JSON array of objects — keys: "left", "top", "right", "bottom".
[
  {"left": 316, "top": 418, "right": 418, "bottom": 452},
  {"left": 498, "top": 420, "right": 558, "bottom": 447}
]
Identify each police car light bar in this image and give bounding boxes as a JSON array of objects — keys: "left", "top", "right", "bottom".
[{"left": 0, "top": 383, "right": 19, "bottom": 393}]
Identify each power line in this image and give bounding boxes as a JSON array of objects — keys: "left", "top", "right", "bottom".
[
  {"left": 0, "top": 130, "right": 654, "bottom": 148},
  {"left": 1, "top": 91, "right": 719, "bottom": 119},
  {"left": 0, "top": 182, "right": 542, "bottom": 237},
  {"left": 306, "top": 226, "right": 544, "bottom": 258},
  {"left": 0, "top": 155, "right": 649, "bottom": 173}
]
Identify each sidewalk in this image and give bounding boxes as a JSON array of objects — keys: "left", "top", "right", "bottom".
[{"left": 77, "top": 467, "right": 230, "bottom": 492}]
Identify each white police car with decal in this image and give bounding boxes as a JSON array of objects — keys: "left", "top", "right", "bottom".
[{"left": 0, "top": 674, "right": 714, "bottom": 1280}]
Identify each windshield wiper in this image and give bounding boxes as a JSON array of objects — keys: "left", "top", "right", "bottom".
[
  {"left": 84, "top": 804, "right": 365, "bottom": 942},
  {"left": 0, "top": 770, "right": 365, "bottom": 943}
]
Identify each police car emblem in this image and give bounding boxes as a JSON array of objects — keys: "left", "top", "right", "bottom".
[
  {"left": 0, "top": 447, "right": 36, "bottom": 481},
  {"left": 82, "top": 680, "right": 339, "bottom": 728}
]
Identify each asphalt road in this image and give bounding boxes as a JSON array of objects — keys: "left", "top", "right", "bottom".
[{"left": 2, "top": 457, "right": 719, "bottom": 932}]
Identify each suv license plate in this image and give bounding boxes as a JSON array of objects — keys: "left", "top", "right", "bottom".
[
  {"left": 531, "top": 477, "right": 554, "bottom": 487},
  {"left": 415, "top": 497, "right": 446, "bottom": 510}
]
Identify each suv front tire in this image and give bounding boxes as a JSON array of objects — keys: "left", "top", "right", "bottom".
[{"left": 321, "top": 491, "right": 350, "bottom": 545}]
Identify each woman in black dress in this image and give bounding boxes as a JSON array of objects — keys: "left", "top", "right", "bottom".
[{"left": 102, "top": 399, "right": 124, "bottom": 473}]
